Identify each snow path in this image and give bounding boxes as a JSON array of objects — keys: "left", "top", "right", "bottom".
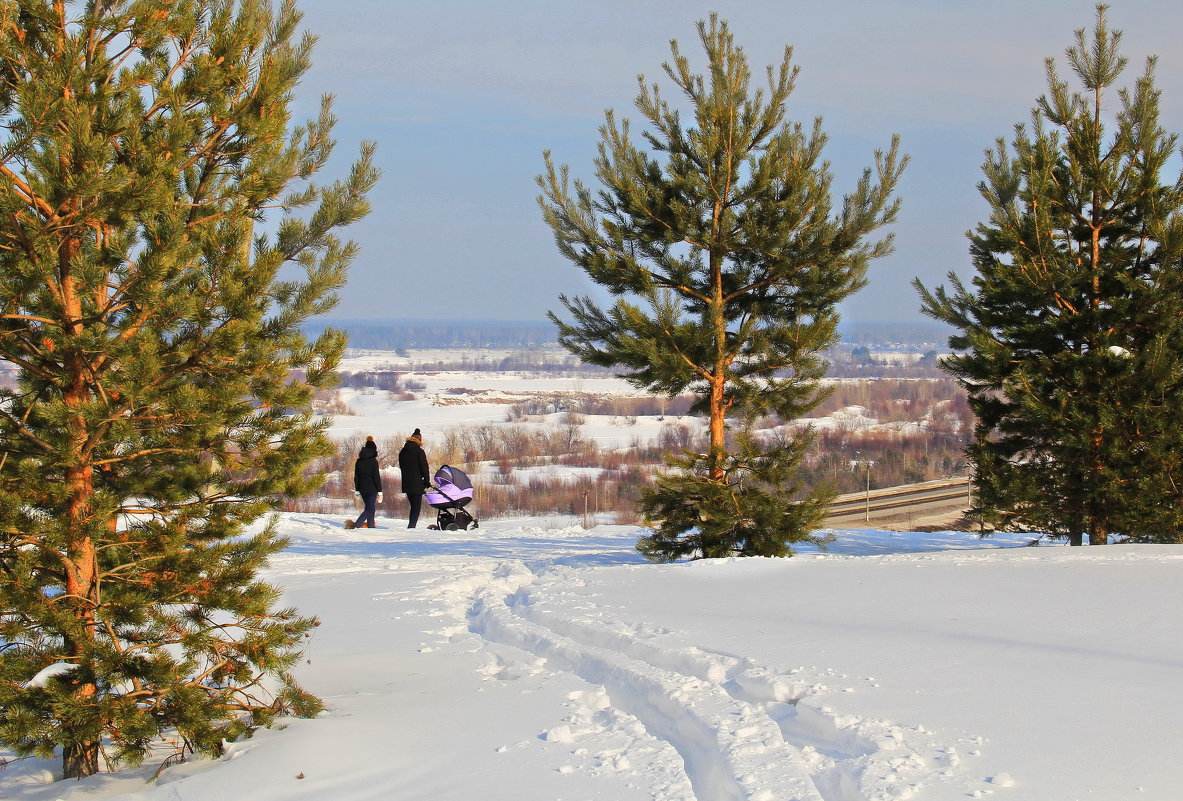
[
  {"left": 403, "top": 534, "right": 967, "bottom": 801},
  {"left": 469, "top": 565, "right": 824, "bottom": 801}
]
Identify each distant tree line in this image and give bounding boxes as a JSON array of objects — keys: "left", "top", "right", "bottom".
[
  {"left": 402, "top": 353, "right": 612, "bottom": 374},
  {"left": 837, "top": 321, "right": 954, "bottom": 348},
  {"left": 303, "top": 320, "right": 559, "bottom": 350},
  {"left": 330, "top": 348, "right": 946, "bottom": 378},
  {"left": 310, "top": 320, "right": 954, "bottom": 361},
  {"left": 336, "top": 371, "right": 426, "bottom": 393}
]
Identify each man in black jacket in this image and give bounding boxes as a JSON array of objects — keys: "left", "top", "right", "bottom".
[
  {"left": 398, "top": 428, "right": 431, "bottom": 528},
  {"left": 347, "top": 436, "right": 383, "bottom": 529}
]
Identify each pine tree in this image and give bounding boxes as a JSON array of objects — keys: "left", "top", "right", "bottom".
[
  {"left": 916, "top": 4, "right": 1183, "bottom": 545},
  {"left": 538, "top": 15, "right": 905, "bottom": 560},
  {"left": 0, "top": 0, "right": 377, "bottom": 778}
]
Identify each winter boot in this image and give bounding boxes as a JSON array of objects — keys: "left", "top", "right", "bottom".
[{"left": 344, "top": 520, "right": 355, "bottom": 530}]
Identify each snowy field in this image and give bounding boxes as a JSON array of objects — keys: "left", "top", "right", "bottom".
[
  {"left": 327, "top": 348, "right": 696, "bottom": 451},
  {"left": 3, "top": 351, "right": 1180, "bottom": 800},
  {"left": 325, "top": 350, "right": 932, "bottom": 452},
  {"left": 1, "top": 518, "right": 1179, "bottom": 800}
]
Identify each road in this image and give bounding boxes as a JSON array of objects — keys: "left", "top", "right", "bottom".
[{"left": 824, "top": 477, "right": 972, "bottom": 530}]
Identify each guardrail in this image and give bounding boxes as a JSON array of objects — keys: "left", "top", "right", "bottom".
[{"left": 825, "top": 477, "right": 971, "bottom": 523}]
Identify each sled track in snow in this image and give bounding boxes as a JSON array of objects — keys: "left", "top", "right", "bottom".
[{"left": 464, "top": 561, "right": 961, "bottom": 801}]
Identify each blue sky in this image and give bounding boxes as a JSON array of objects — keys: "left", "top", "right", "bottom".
[{"left": 290, "top": 1, "right": 1183, "bottom": 325}]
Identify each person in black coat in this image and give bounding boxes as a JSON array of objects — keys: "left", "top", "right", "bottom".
[
  {"left": 347, "top": 436, "right": 383, "bottom": 529},
  {"left": 398, "top": 428, "right": 431, "bottom": 528}
]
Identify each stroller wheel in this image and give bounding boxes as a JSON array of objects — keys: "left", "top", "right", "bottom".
[{"left": 446, "top": 522, "right": 459, "bottom": 531}]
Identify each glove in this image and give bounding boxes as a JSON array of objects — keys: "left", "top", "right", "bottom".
[{"left": 377, "top": 492, "right": 384, "bottom": 503}]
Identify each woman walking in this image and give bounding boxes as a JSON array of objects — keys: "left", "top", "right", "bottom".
[
  {"left": 398, "top": 428, "right": 430, "bottom": 528},
  {"left": 346, "top": 436, "right": 383, "bottom": 529}
]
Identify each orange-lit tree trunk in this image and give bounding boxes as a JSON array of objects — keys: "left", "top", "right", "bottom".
[{"left": 60, "top": 230, "right": 103, "bottom": 777}]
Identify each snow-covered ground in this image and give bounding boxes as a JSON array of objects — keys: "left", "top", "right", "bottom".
[
  {"left": 325, "top": 351, "right": 939, "bottom": 452},
  {"left": 3, "top": 517, "right": 1180, "bottom": 801},
  {"left": 328, "top": 350, "right": 689, "bottom": 450}
]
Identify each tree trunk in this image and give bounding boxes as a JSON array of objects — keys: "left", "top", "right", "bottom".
[
  {"left": 60, "top": 235, "right": 103, "bottom": 779},
  {"left": 708, "top": 246, "right": 728, "bottom": 482},
  {"left": 62, "top": 474, "right": 101, "bottom": 785},
  {"left": 1087, "top": 430, "right": 1108, "bottom": 546},
  {"left": 63, "top": 740, "right": 100, "bottom": 780},
  {"left": 1085, "top": 83, "right": 1106, "bottom": 548},
  {"left": 709, "top": 372, "right": 726, "bottom": 481}
]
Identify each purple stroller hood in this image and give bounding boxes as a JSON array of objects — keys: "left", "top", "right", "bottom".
[
  {"left": 425, "top": 465, "right": 475, "bottom": 509},
  {"left": 435, "top": 465, "right": 473, "bottom": 491}
]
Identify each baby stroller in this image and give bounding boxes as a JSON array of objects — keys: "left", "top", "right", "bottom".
[{"left": 425, "top": 465, "right": 479, "bottom": 531}]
